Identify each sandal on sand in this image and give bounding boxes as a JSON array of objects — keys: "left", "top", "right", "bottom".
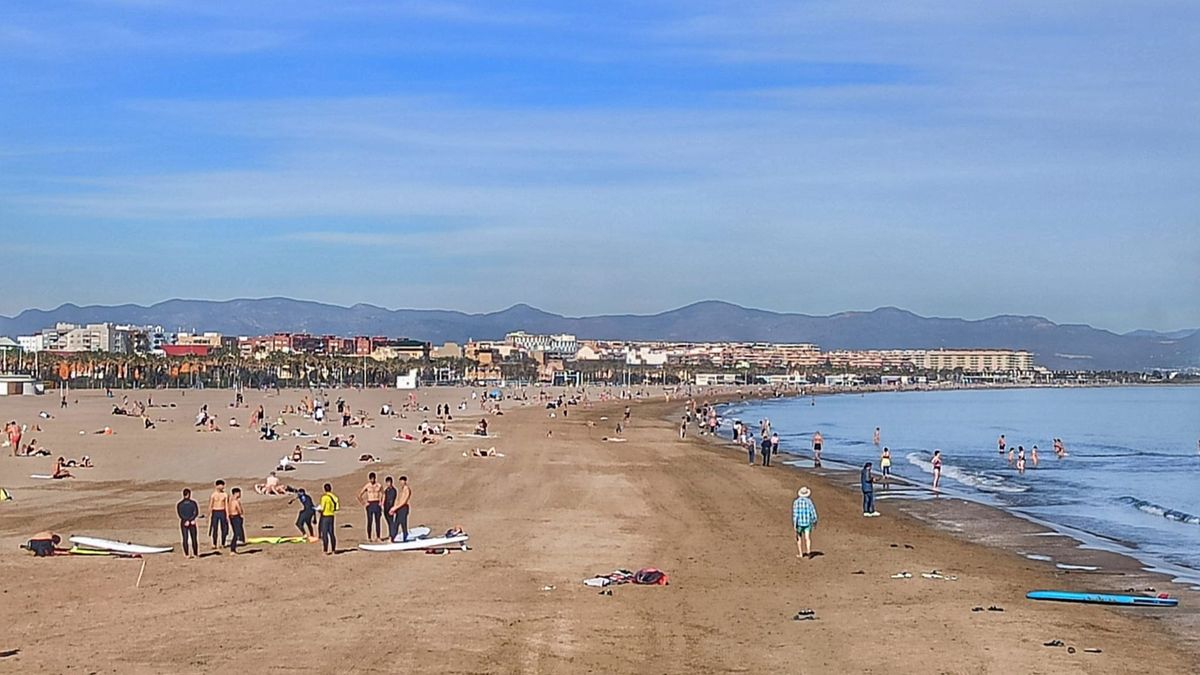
[
  {"left": 972, "top": 607, "right": 985, "bottom": 612},
  {"left": 1067, "top": 647, "right": 1076, "bottom": 654},
  {"left": 1083, "top": 648, "right": 1102, "bottom": 654},
  {"left": 987, "top": 606, "right": 1004, "bottom": 612},
  {"left": 851, "top": 570, "right": 865, "bottom": 575},
  {"left": 1044, "top": 640, "right": 1064, "bottom": 647},
  {"left": 794, "top": 609, "right": 815, "bottom": 616}
]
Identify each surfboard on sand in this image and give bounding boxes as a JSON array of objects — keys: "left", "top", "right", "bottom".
[
  {"left": 69, "top": 536, "right": 173, "bottom": 555},
  {"left": 393, "top": 526, "right": 432, "bottom": 543},
  {"left": 1026, "top": 590, "right": 1178, "bottom": 607},
  {"left": 29, "top": 474, "right": 54, "bottom": 479},
  {"left": 360, "top": 534, "right": 468, "bottom": 552},
  {"left": 245, "top": 536, "right": 311, "bottom": 545}
]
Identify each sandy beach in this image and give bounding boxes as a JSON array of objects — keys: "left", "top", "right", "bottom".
[{"left": 0, "top": 386, "right": 1196, "bottom": 674}]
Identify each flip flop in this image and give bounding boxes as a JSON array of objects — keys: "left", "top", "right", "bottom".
[
  {"left": 972, "top": 607, "right": 985, "bottom": 612},
  {"left": 1043, "top": 640, "right": 1064, "bottom": 647},
  {"left": 988, "top": 606, "right": 1005, "bottom": 612},
  {"left": 1083, "top": 648, "right": 1102, "bottom": 654}
]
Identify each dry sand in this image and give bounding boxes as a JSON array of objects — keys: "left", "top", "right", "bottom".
[{"left": 0, "top": 386, "right": 1196, "bottom": 673}]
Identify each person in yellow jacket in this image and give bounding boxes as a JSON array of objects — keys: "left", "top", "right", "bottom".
[{"left": 318, "top": 482, "right": 340, "bottom": 555}]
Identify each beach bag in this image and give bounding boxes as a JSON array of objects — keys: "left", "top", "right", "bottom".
[{"left": 633, "top": 568, "right": 669, "bottom": 586}]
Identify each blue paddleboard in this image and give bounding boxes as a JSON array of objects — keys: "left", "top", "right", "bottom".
[{"left": 1026, "top": 590, "right": 1178, "bottom": 607}]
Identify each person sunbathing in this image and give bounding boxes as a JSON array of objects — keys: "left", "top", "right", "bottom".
[
  {"left": 93, "top": 427, "right": 114, "bottom": 435},
  {"left": 291, "top": 445, "right": 304, "bottom": 462},
  {"left": 52, "top": 457, "right": 74, "bottom": 479},
  {"left": 393, "top": 429, "right": 415, "bottom": 442},
  {"left": 469, "top": 447, "right": 500, "bottom": 457},
  {"left": 358, "top": 453, "right": 380, "bottom": 463},
  {"left": 63, "top": 456, "right": 92, "bottom": 468}
]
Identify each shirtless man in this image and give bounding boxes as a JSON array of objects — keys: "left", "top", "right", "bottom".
[
  {"left": 228, "top": 487, "right": 245, "bottom": 553},
  {"left": 255, "top": 471, "right": 287, "bottom": 495},
  {"left": 358, "top": 472, "right": 384, "bottom": 541},
  {"left": 209, "top": 480, "right": 229, "bottom": 549},
  {"left": 387, "top": 476, "right": 411, "bottom": 543},
  {"left": 812, "top": 431, "right": 824, "bottom": 467},
  {"left": 998, "top": 434, "right": 1006, "bottom": 455}
]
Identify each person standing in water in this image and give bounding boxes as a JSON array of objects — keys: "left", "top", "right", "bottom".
[
  {"left": 880, "top": 447, "right": 892, "bottom": 481},
  {"left": 873, "top": 427, "right": 881, "bottom": 446},
  {"left": 1007, "top": 446, "right": 1015, "bottom": 466},
  {"left": 1030, "top": 445, "right": 1040, "bottom": 468},
  {"left": 931, "top": 450, "right": 943, "bottom": 489},
  {"left": 998, "top": 434, "right": 1006, "bottom": 455},
  {"left": 176, "top": 488, "right": 199, "bottom": 558},
  {"left": 1016, "top": 446, "right": 1026, "bottom": 474},
  {"left": 208, "top": 480, "right": 229, "bottom": 549},
  {"left": 812, "top": 431, "right": 824, "bottom": 467}
]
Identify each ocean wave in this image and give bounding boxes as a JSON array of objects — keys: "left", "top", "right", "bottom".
[
  {"left": 1118, "top": 496, "right": 1200, "bottom": 525},
  {"left": 906, "top": 452, "right": 1030, "bottom": 494}
]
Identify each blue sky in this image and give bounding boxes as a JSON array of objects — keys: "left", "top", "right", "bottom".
[{"left": 2, "top": 1, "right": 1197, "bottom": 332}]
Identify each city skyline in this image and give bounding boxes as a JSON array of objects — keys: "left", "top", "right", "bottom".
[{"left": 4, "top": 2, "right": 1198, "bottom": 331}]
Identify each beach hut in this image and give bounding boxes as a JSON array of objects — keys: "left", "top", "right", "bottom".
[{"left": 0, "top": 374, "right": 42, "bottom": 396}]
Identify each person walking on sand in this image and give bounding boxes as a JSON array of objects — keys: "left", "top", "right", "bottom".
[
  {"left": 793, "top": 487, "right": 818, "bottom": 559},
  {"left": 761, "top": 433, "right": 773, "bottom": 467},
  {"left": 358, "top": 472, "right": 384, "bottom": 542},
  {"left": 208, "top": 480, "right": 229, "bottom": 549},
  {"left": 931, "top": 449, "right": 943, "bottom": 489},
  {"left": 812, "top": 431, "right": 824, "bottom": 467},
  {"left": 388, "top": 476, "right": 412, "bottom": 543},
  {"left": 861, "top": 462, "right": 879, "bottom": 517},
  {"left": 383, "top": 476, "right": 399, "bottom": 542},
  {"left": 228, "top": 487, "right": 245, "bottom": 554},
  {"left": 318, "top": 483, "right": 340, "bottom": 555},
  {"left": 745, "top": 431, "right": 756, "bottom": 465},
  {"left": 880, "top": 447, "right": 892, "bottom": 481},
  {"left": 177, "top": 488, "right": 199, "bottom": 558}
]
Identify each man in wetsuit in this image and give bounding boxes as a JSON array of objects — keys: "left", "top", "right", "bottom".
[
  {"left": 208, "top": 480, "right": 229, "bottom": 549},
  {"left": 177, "top": 488, "right": 199, "bottom": 558},
  {"left": 383, "top": 476, "right": 399, "bottom": 542},
  {"left": 292, "top": 488, "right": 316, "bottom": 537},
  {"left": 357, "top": 471, "right": 384, "bottom": 542}
]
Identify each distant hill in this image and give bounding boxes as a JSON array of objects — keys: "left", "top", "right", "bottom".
[{"left": 2, "top": 298, "right": 1197, "bottom": 371}]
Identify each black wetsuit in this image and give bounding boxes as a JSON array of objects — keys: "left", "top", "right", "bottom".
[
  {"left": 383, "top": 485, "right": 398, "bottom": 541},
  {"left": 176, "top": 497, "right": 199, "bottom": 556}
]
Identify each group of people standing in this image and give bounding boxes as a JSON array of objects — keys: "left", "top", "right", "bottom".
[
  {"left": 356, "top": 472, "right": 412, "bottom": 543},
  {"left": 175, "top": 479, "right": 345, "bottom": 557}
]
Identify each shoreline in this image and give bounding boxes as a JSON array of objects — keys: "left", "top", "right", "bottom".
[{"left": 696, "top": 391, "right": 1200, "bottom": 662}]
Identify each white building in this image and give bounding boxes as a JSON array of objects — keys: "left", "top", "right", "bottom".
[
  {"left": 17, "top": 334, "right": 46, "bottom": 352},
  {"left": 505, "top": 331, "right": 579, "bottom": 357}
]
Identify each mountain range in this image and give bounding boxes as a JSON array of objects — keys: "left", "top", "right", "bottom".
[{"left": 2, "top": 298, "right": 1197, "bottom": 372}]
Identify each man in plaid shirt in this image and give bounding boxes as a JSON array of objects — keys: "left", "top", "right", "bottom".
[{"left": 792, "top": 487, "right": 818, "bottom": 559}]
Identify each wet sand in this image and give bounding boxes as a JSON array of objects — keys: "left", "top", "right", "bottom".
[{"left": 0, "top": 387, "right": 1196, "bottom": 673}]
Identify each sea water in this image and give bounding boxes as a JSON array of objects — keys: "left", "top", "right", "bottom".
[{"left": 722, "top": 386, "right": 1200, "bottom": 578}]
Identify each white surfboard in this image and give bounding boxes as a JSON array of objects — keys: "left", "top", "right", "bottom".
[
  {"left": 359, "top": 534, "right": 468, "bottom": 552},
  {"left": 393, "top": 526, "right": 432, "bottom": 542},
  {"left": 70, "top": 535, "right": 173, "bottom": 555}
]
